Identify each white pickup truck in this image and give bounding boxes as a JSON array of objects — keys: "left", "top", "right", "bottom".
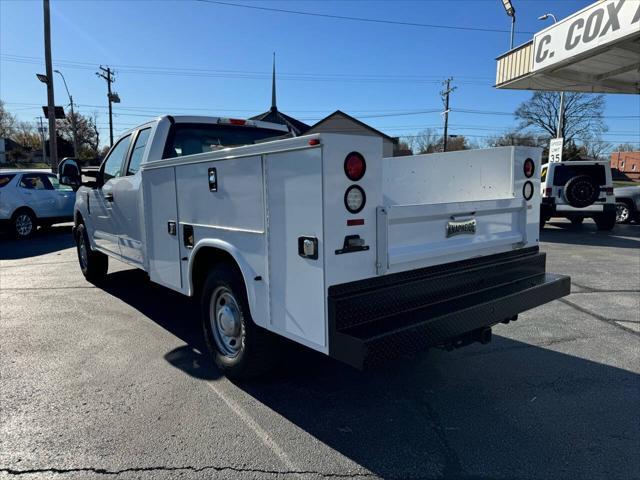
[{"left": 59, "top": 115, "right": 570, "bottom": 378}]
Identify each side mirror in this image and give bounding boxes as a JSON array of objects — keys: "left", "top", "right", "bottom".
[{"left": 58, "top": 158, "right": 82, "bottom": 190}]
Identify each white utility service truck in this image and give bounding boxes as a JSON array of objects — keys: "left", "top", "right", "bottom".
[{"left": 59, "top": 115, "right": 570, "bottom": 378}]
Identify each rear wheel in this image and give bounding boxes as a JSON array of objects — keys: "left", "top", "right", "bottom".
[
  {"left": 75, "top": 223, "right": 108, "bottom": 282},
  {"left": 564, "top": 175, "right": 599, "bottom": 208},
  {"left": 12, "top": 209, "right": 36, "bottom": 239},
  {"left": 201, "top": 263, "right": 277, "bottom": 379},
  {"left": 595, "top": 211, "right": 616, "bottom": 231},
  {"left": 615, "top": 202, "right": 632, "bottom": 224}
]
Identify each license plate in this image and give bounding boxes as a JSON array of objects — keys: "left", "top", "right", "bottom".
[{"left": 446, "top": 219, "right": 476, "bottom": 238}]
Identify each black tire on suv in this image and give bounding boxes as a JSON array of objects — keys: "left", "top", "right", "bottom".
[
  {"left": 564, "top": 175, "right": 600, "bottom": 208},
  {"left": 595, "top": 211, "right": 616, "bottom": 231},
  {"left": 11, "top": 208, "right": 36, "bottom": 239}
]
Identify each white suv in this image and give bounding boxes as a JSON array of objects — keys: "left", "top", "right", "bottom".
[
  {"left": 540, "top": 160, "right": 616, "bottom": 230},
  {"left": 0, "top": 170, "right": 75, "bottom": 238}
]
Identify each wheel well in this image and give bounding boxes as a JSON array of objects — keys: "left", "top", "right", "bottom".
[
  {"left": 74, "top": 211, "right": 84, "bottom": 226},
  {"left": 617, "top": 198, "right": 635, "bottom": 211},
  {"left": 191, "top": 247, "right": 244, "bottom": 297},
  {"left": 11, "top": 206, "right": 36, "bottom": 220}
]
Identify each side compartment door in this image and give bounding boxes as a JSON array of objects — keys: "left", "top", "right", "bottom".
[
  {"left": 143, "top": 166, "right": 182, "bottom": 291},
  {"left": 266, "top": 149, "right": 326, "bottom": 350}
]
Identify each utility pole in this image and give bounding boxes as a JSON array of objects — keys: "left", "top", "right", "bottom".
[
  {"left": 96, "top": 66, "right": 117, "bottom": 147},
  {"left": 37, "top": 116, "right": 47, "bottom": 164},
  {"left": 43, "top": 0, "right": 58, "bottom": 172},
  {"left": 440, "top": 77, "right": 456, "bottom": 152}
]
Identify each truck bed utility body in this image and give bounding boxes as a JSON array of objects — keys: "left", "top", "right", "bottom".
[{"left": 63, "top": 115, "right": 570, "bottom": 375}]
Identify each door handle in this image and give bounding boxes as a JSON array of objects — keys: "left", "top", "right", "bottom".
[{"left": 104, "top": 192, "right": 114, "bottom": 202}]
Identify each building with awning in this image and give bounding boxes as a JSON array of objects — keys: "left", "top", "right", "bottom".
[{"left": 496, "top": 0, "right": 640, "bottom": 94}]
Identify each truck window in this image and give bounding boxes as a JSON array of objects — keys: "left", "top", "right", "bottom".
[
  {"left": 103, "top": 134, "right": 132, "bottom": 182},
  {"left": 163, "top": 124, "right": 286, "bottom": 159},
  {"left": 127, "top": 128, "right": 151, "bottom": 175}
]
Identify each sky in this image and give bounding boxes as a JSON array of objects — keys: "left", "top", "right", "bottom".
[{"left": 1, "top": 0, "right": 639, "bottom": 149}]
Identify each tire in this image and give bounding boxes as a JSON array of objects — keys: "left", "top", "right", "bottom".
[
  {"left": 539, "top": 218, "right": 546, "bottom": 230},
  {"left": 564, "top": 175, "right": 600, "bottom": 208},
  {"left": 75, "top": 223, "right": 108, "bottom": 282},
  {"left": 595, "top": 211, "right": 616, "bottom": 231},
  {"left": 11, "top": 209, "right": 36, "bottom": 239},
  {"left": 570, "top": 217, "right": 584, "bottom": 226},
  {"left": 201, "top": 263, "right": 277, "bottom": 379},
  {"left": 615, "top": 202, "right": 632, "bottom": 224}
]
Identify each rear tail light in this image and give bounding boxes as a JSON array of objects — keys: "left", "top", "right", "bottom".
[
  {"left": 523, "top": 158, "right": 535, "bottom": 178},
  {"left": 523, "top": 181, "right": 534, "bottom": 201},
  {"left": 544, "top": 187, "right": 552, "bottom": 197},
  {"left": 344, "top": 152, "right": 366, "bottom": 181},
  {"left": 228, "top": 118, "right": 247, "bottom": 125},
  {"left": 344, "top": 185, "right": 366, "bottom": 213}
]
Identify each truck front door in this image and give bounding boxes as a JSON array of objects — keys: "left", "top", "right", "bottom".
[{"left": 90, "top": 134, "right": 132, "bottom": 256}]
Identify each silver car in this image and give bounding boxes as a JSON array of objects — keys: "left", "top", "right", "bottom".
[
  {"left": 0, "top": 169, "right": 76, "bottom": 238},
  {"left": 614, "top": 185, "right": 640, "bottom": 224}
]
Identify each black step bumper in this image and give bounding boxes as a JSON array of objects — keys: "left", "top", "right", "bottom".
[{"left": 328, "top": 247, "right": 570, "bottom": 369}]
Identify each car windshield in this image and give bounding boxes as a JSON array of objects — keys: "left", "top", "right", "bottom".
[
  {"left": 0, "top": 174, "right": 15, "bottom": 188},
  {"left": 163, "top": 124, "right": 287, "bottom": 159}
]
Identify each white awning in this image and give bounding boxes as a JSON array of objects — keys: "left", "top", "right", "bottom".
[{"left": 496, "top": 0, "right": 640, "bottom": 94}]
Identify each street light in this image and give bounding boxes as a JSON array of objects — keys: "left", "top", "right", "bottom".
[
  {"left": 501, "top": 0, "right": 516, "bottom": 49},
  {"left": 36, "top": 73, "right": 49, "bottom": 84},
  {"left": 539, "top": 13, "right": 564, "bottom": 139},
  {"left": 54, "top": 69, "right": 78, "bottom": 157}
]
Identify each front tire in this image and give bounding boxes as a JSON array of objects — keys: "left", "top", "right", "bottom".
[
  {"left": 201, "top": 263, "right": 277, "bottom": 379},
  {"left": 12, "top": 209, "right": 36, "bottom": 239},
  {"left": 75, "top": 223, "right": 108, "bottom": 282},
  {"left": 595, "top": 211, "right": 616, "bottom": 231}
]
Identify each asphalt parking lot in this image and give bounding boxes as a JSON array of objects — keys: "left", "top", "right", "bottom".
[{"left": 1, "top": 220, "right": 639, "bottom": 480}]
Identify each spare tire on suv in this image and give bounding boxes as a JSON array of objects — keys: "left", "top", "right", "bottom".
[{"left": 564, "top": 175, "right": 600, "bottom": 208}]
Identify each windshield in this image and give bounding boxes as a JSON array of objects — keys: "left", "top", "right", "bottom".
[
  {"left": 163, "top": 123, "right": 288, "bottom": 159},
  {"left": 552, "top": 164, "right": 606, "bottom": 186}
]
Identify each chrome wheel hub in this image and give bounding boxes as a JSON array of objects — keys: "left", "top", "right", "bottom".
[
  {"left": 210, "top": 288, "right": 243, "bottom": 358},
  {"left": 616, "top": 204, "right": 629, "bottom": 223},
  {"left": 15, "top": 214, "right": 33, "bottom": 237}
]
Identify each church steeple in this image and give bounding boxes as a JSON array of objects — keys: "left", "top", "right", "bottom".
[{"left": 271, "top": 52, "right": 277, "bottom": 112}]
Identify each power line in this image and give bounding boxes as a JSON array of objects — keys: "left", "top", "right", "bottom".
[{"left": 195, "top": 0, "right": 535, "bottom": 35}]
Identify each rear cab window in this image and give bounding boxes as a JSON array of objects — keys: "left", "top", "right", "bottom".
[
  {"left": 163, "top": 123, "right": 287, "bottom": 159},
  {"left": 552, "top": 164, "right": 606, "bottom": 186},
  {"left": 0, "top": 174, "right": 15, "bottom": 188}
]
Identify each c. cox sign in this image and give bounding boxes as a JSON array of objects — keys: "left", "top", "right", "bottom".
[{"left": 533, "top": 0, "right": 640, "bottom": 72}]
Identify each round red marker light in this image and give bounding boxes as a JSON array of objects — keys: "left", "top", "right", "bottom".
[
  {"left": 524, "top": 158, "right": 535, "bottom": 178},
  {"left": 344, "top": 152, "right": 366, "bottom": 181}
]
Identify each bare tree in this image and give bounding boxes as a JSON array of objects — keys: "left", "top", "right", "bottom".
[
  {"left": 581, "top": 134, "right": 612, "bottom": 161},
  {"left": 56, "top": 111, "right": 100, "bottom": 159},
  {"left": 13, "top": 122, "right": 41, "bottom": 150},
  {"left": 515, "top": 92, "right": 606, "bottom": 146},
  {"left": 614, "top": 143, "right": 636, "bottom": 152},
  {"left": 486, "top": 130, "right": 549, "bottom": 148},
  {"left": 0, "top": 100, "right": 17, "bottom": 138},
  {"left": 402, "top": 129, "right": 473, "bottom": 154}
]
